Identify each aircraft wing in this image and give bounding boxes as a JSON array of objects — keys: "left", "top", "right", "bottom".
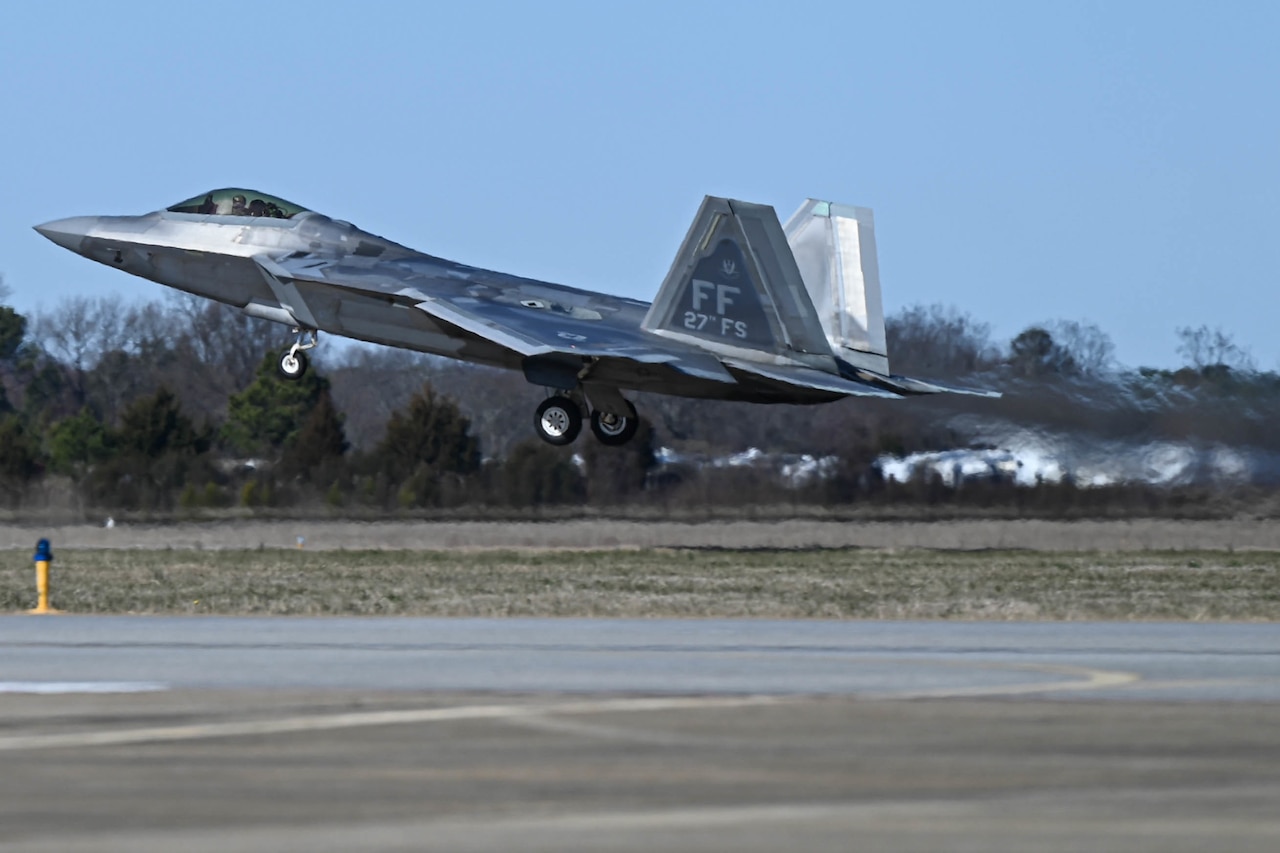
[
  {"left": 255, "top": 253, "right": 743, "bottom": 387},
  {"left": 255, "top": 252, "right": 900, "bottom": 400},
  {"left": 406, "top": 286, "right": 749, "bottom": 386}
]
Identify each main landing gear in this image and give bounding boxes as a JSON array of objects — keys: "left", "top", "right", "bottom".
[
  {"left": 534, "top": 397, "right": 582, "bottom": 446},
  {"left": 276, "top": 329, "right": 318, "bottom": 381},
  {"left": 533, "top": 395, "right": 639, "bottom": 447},
  {"left": 590, "top": 402, "right": 639, "bottom": 446}
]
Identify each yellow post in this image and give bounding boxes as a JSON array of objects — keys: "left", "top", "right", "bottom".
[{"left": 28, "top": 538, "right": 60, "bottom": 615}]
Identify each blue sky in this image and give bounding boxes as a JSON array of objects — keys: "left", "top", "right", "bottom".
[{"left": 2, "top": 1, "right": 1276, "bottom": 369}]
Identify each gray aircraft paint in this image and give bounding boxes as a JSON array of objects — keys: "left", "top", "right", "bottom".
[
  {"left": 643, "top": 197, "right": 833, "bottom": 365},
  {"left": 785, "top": 200, "right": 889, "bottom": 376},
  {"left": 674, "top": 239, "right": 774, "bottom": 348},
  {"left": 34, "top": 190, "right": 996, "bottom": 441}
]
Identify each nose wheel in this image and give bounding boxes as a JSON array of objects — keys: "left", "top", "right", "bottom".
[
  {"left": 277, "top": 348, "right": 309, "bottom": 380},
  {"left": 276, "top": 329, "right": 318, "bottom": 381}
]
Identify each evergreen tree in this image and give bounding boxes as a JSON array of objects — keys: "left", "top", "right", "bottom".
[
  {"left": 117, "top": 387, "right": 206, "bottom": 458},
  {"left": 372, "top": 384, "right": 480, "bottom": 506},
  {"left": 91, "top": 387, "right": 214, "bottom": 509},
  {"left": 222, "top": 353, "right": 328, "bottom": 455},
  {"left": 500, "top": 440, "right": 584, "bottom": 506},
  {"left": 1008, "top": 327, "right": 1076, "bottom": 378},
  {"left": 47, "top": 407, "right": 112, "bottom": 478},
  {"left": 16, "top": 350, "right": 73, "bottom": 422},
  {"left": 0, "top": 415, "right": 41, "bottom": 503},
  {"left": 279, "top": 390, "right": 348, "bottom": 480},
  {"left": 0, "top": 305, "right": 27, "bottom": 361},
  {"left": 375, "top": 384, "right": 480, "bottom": 476}
]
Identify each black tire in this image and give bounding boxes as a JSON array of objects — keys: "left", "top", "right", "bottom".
[
  {"left": 534, "top": 397, "right": 582, "bottom": 445},
  {"left": 277, "top": 349, "right": 308, "bottom": 381},
  {"left": 590, "top": 402, "right": 639, "bottom": 446}
]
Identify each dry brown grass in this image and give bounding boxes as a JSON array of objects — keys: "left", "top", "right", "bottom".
[
  {"left": 4, "top": 548, "right": 1279, "bottom": 620},
  {"left": 4, "top": 517, "right": 1280, "bottom": 552}
]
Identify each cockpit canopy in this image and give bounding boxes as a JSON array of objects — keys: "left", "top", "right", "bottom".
[{"left": 166, "top": 188, "right": 309, "bottom": 219}]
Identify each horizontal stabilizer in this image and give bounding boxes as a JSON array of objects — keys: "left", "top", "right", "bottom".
[
  {"left": 846, "top": 367, "right": 1002, "bottom": 398},
  {"left": 667, "top": 356, "right": 739, "bottom": 384},
  {"left": 724, "top": 359, "right": 901, "bottom": 398}
]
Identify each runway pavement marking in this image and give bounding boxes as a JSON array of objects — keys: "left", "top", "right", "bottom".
[
  {"left": 498, "top": 712, "right": 713, "bottom": 745},
  {"left": 0, "top": 682, "right": 168, "bottom": 694},
  {"left": 1103, "top": 676, "right": 1279, "bottom": 692},
  {"left": 0, "top": 695, "right": 790, "bottom": 753},
  {"left": 872, "top": 663, "right": 1140, "bottom": 699},
  {"left": 0, "top": 663, "right": 1142, "bottom": 752}
]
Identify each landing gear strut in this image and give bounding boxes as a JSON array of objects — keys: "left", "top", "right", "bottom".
[{"left": 277, "top": 329, "right": 318, "bottom": 381}]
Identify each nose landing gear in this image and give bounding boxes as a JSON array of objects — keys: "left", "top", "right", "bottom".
[{"left": 277, "top": 329, "right": 318, "bottom": 381}]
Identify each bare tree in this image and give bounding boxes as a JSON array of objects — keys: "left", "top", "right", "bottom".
[
  {"left": 1175, "top": 325, "right": 1255, "bottom": 372},
  {"left": 1044, "top": 319, "right": 1115, "bottom": 375},
  {"left": 35, "top": 296, "right": 104, "bottom": 404},
  {"left": 165, "top": 293, "right": 281, "bottom": 392},
  {"left": 123, "top": 300, "right": 178, "bottom": 352},
  {"left": 0, "top": 275, "right": 26, "bottom": 362},
  {"left": 885, "top": 304, "right": 998, "bottom": 378},
  {"left": 34, "top": 293, "right": 290, "bottom": 423},
  {"left": 327, "top": 348, "right": 438, "bottom": 449},
  {"left": 35, "top": 297, "right": 93, "bottom": 371}
]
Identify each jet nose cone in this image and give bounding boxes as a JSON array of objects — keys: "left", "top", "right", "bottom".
[{"left": 34, "top": 216, "right": 98, "bottom": 253}]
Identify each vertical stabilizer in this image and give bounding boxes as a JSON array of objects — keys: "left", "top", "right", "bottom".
[
  {"left": 784, "top": 200, "right": 888, "bottom": 375},
  {"left": 643, "top": 196, "right": 832, "bottom": 365}
]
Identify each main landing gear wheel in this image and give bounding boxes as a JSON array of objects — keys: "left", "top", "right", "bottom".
[
  {"left": 590, "top": 401, "right": 639, "bottom": 446},
  {"left": 534, "top": 397, "right": 583, "bottom": 446},
  {"left": 277, "top": 348, "right": 309, "bottom": 381}
]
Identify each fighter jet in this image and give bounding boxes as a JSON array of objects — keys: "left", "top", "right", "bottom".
[{"left": 35, "top": 189, "right": 996, "bottom": 446}]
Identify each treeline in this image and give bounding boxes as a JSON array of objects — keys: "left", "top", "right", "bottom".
[
  {"left": 0, "top": 288, "right": 1276, "bottom": 519},
  {"left": 0, "top": 292, "right": 653, "bottom": 514}
]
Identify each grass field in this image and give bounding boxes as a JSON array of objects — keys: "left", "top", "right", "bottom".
[
  {"left": 5, "top": 547, "right": 1279, "bottom": 620},
  {"left": 4, "top": 517, "right": 1280, "bottom": 552}
]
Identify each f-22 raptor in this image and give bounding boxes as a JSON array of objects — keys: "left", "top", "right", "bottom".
[{"left": 36, "top": 189, "right": 996, "bottom": 446}]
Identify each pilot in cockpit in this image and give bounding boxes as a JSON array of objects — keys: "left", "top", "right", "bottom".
[{"left": 230, "top": 194, "right": 249, "bottom": 216}]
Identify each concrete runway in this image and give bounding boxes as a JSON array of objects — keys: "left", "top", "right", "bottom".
[{"left": 2, "top": 616, "right": 1279, "bottom": 851}]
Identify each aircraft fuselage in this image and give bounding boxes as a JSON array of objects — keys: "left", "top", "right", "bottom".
[
  {"left": 38, "top": 210, "right": 581, "bottom": 369},
  {"left": 36, "top": 189, "right": 995, "bottom": 447}
]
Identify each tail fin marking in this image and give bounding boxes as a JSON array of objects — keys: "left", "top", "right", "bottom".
[{"left": 643, "top": 197, "right": 831, "bottom": 360}]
